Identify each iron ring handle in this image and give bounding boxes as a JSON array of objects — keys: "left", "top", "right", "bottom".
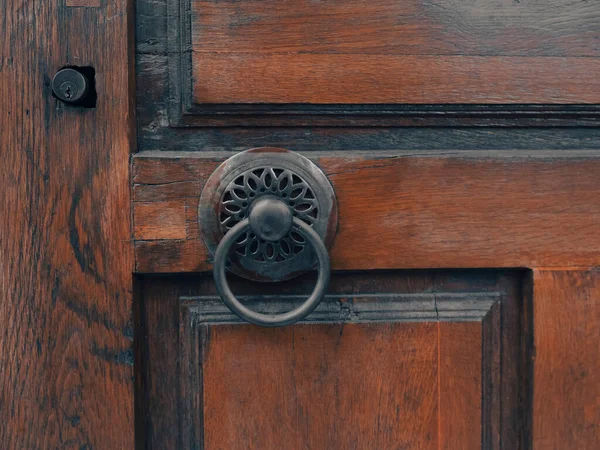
[{"left": 213, "top": 217, "right": 330, "bottom": 327}]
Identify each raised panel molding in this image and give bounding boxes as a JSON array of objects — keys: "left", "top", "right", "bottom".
[
  {"left": 136, "top": 0, "right": 600, "bottom": 128},
  {"left": 182, "top": 292, "right": 500, "bottom": 325},
  {"left": 153, "top": 270, "right": 531, "bottom": 449}
]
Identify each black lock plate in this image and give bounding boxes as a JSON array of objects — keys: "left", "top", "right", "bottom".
[{"left": 52, "top": 67, "right": 95, "bottom": 106}]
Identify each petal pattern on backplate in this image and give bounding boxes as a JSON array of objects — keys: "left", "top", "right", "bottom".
[{"left": 218, "top": 167, "right": 319, "bottom": 263}]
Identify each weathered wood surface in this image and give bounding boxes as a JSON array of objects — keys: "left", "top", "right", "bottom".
[
  {"left": 133, "top": 150, "right": 600, "bottom": 273},
  {"left": 135, "top": 112, "right": 600, "bottom": 150},
  {"left": 191, "top": 0, "right": 600, "bottom": 104},
  {"left": 532, "top": 270, "right": 600, "bottom": 449},
  {"left": 0, "top": 0, "right": 134, "bottom": 448}
]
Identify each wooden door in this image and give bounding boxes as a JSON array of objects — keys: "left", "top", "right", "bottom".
[
  {"left": 134, "top": 153, "right": 600, "bottom": 450},
  {"left": 2, "top": 1, "right": 599, "bottom": 450}
]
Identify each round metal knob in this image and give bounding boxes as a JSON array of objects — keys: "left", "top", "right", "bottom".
[
  {"left": 213, "top": 216, "right": 330, "bottom": 327},
  {"left": 248, "top": 197, "right": 293, "bottom": 242}
]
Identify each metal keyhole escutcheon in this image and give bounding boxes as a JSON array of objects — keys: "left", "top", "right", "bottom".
[
  {"left": 51, "top": 68, "right": 90, "bottom": 104},
  {"left": 199, "top": 148, "right": 338, "bottom": 327}
]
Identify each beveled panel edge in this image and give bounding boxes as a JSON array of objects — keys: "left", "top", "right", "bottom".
[{"left": 180, "top": 292, "right": 501, "bottom": 325}]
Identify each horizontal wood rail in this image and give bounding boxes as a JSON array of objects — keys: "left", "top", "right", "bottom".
[{"left": 133, "top": 150, "right": 600, "bottom": 273}]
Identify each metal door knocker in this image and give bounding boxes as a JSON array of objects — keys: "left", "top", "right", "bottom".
[{"left": 199, "top": 148, "right": 338, "bottom": 327}]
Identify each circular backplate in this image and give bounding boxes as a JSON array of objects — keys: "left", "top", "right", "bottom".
[{"left": 199, "top": 148, "right": 338, "bottom": 282}]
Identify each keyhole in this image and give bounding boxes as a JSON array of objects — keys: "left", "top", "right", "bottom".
[
  {"left": 51, "top": 66, "right": 97, "bottom": 107},
  {"left": 59, "top": 81, "right": 78, "bottom": 100}
]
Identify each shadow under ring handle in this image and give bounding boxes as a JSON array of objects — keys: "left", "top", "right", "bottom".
[{"left": 213, "top": 216, "right": 330, "bottom": 327}]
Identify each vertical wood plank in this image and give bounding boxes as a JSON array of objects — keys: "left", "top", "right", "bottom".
[
  {"left": 438, "top": 321, "right": 483, "bottom": 450},
  {"left": 533, "top": 270, "right": 600, "bottom": 449},
  {"left": 0, "top": 0, "right": 134, "bottom": 448},
  {"left": 138, "top": 280, "right": 181, "bottom": 450}
]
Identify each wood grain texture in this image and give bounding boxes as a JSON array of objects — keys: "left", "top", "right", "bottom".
[
  {"left": 133, "top": 150, "right": 600, "bottom": 273},
  {"left": 0, "top": 0, "right": 134, "bottom": 448},
  {"left": 532, "top": 270, "right": 600, "bottom": 449},
  {"left": 439, "top": 321, "right": 483, "bottom": 450},
  {"left": 191, "top": 0, "right": 600, "bottom": 104},
  {"left": 135, "top": 120, "right": 600, "bottom": 152},
  {"left": 193, "top": 54, "right": 600, "bottom": 104},
  {"left": 204, "top": 323, "right": 439, "bottom": 450},
  {"left": 66, "top": 0, "right": 102, "bottom": 7},
  {"left": 137, "top": 0, "right": 600, "bottom": 127},
  {"left": 138, "top": 270, "right": 527, "bottom": 449},
  {"left": 192, "top": 0, "right": 599, "bottom": 56},
  {"left": 138, "top": 271, "right": 437, "bottom": 449},
  {"left": 133, "top": 201, "right": 187, "bottom": 240}
]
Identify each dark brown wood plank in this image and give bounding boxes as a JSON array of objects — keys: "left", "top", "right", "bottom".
[
  {"left": 133, "top": 151, "right": 600, "bottom": 273},
  {"left": 500, "top": 272, "right": 533, "bottom": 450},
  {"left": 191, "top": 0, "right": 600, "bottom": 104},
  {"left": 135, "top": 239, "right": 205, "bottom": 273},
  {"left": 139, "top": 271, "right": 441, "bottom": 450},
  {"left": 192, "top": 0, "right": 599, "bottom": 57},
  {"left": 135, "top": 121, "right": 600, "bottom": 151},
  {"left": 193, "top": 54, "right": 600, "bottom": 104},
  {"left": 137, "top": 279, "right": 182, "bottom": 450},
  {"left": 532, "top": 270, "right": 600, "bottom": 449},
  {"left": 138, "top": 0, "right": 600, "bottom": 126},
  {"left": 0, "top": 0, "right": 134, "bottom": 448},
  {"left": 482, "top": 301, "right": 502, "bottom": 450}
]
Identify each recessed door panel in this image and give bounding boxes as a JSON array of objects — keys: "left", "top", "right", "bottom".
[{"left": 138, "top": 270, "right": 530, "bottom": 449}]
